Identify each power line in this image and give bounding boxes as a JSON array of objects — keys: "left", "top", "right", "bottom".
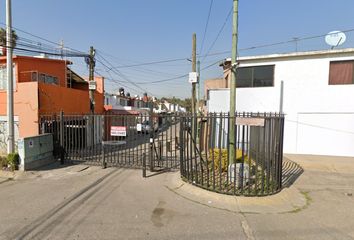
[
  {"left": 201, "top": 7, "right": 233, "bottom": 63},
  {"left": 0, "top": 22, "right": 85, "bottom": 54},
  {"left": 95, "top": 53, "right": 156, "bottom": 96},
  {"left": 95, "top": 70, "right": 144, "bottom": 95},
  {"left": 96, "top": 50, "right": 183, "bottom": 78},
  {"left": 199, "top": 0, "right": 214, "bottom": 56},
  {"left": 111, "top": 58, "right": 189, "bottom": 69},
  {"left": 0, "top": 44, "right": 87, "bottom": 57},
  {"left": 112, "top": 58, "right": 222, "bottom": 85}
]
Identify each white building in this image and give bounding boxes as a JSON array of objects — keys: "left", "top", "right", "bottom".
[
  {"left": 207, "top": 48, "right": 354, "bottom": 157},
  {"left": 104, "top": 93, "right": 149, "bottom": 114}
]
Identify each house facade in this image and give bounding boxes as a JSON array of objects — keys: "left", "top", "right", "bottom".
[
  {"left": 0, "top": 55, "right": 105, "bottom": 153},
  {"left": 206, "top": 48, "right": 354, "bottom": 157}
]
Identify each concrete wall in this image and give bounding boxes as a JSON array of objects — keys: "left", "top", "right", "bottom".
[
  {"left": 207, "top": 53, "right": 354, "bottom": 157},
  {"left": 18, "top": 133, "right": 54, "bottom": 170}
]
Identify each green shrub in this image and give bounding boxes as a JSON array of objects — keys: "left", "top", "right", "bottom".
[
  {"left": 208, "top": 148, "right": 248, "bottom": 172},
  {"left": 7, "top": 153, "right": 19, "bottom": 171}
]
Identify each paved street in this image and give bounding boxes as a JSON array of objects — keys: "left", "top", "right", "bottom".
[{"left": 0, "top": 154, "right": 354, "bottom": 240}]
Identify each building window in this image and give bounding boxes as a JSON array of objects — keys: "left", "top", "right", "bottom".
[
  {"left": 236, "top": 65, "right": 274, "bottom": 88},
  {"left": 31, "top": 71, "right": 38, "bottom": 81},
  {"left": 39, "top": 73, "right": 45, "bottom": 82},
  {"left": 329, "top": 61, "right": 354, "bottom": 85}
]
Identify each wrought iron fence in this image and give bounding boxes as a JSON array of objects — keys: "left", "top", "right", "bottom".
[
  {"left": 40, "top": 111, "right": 284, "bottom": 196},
  {"left": 39, "top": 112, "right": 181, "bottom": 170},
  {"left": 180, "top": 112, "right": 284, "bottom": 196}
]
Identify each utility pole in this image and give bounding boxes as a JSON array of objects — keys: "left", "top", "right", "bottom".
[
  {"left": 229, "top": 0, "right": 239, "bottom": 165},
  {"left": 6, "top": 0, "right": 14, "bottom": 154},
  {"left": 89, "top": 46, "right": 96, "bottom": 114},
  {"left": 88, "top": 46, "right": 95, "bottom": 147},
  {"left": 191, "top": 33, "right": 197, "bottom": 140},
  {"left": 191, "top": 34, "right": 197, "bottom": 116}
]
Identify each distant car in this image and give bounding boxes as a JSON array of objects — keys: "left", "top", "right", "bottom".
[{"left": 137, "top": 120, "right": 158, "bottom": 134}]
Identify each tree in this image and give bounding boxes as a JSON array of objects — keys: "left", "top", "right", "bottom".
[
  {"left": 0, "top": 28, "right": 18, "bottom": 55},
  {"left": 184, "top": 98, "right": 192, "bottom": 112}
]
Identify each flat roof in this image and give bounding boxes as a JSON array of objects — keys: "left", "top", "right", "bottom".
[
  {"left": 0, "top": 55, "right": 72, "bottom": 64},
  {"left": 221, "top": 48, "right": 354, "bottom": 64}
]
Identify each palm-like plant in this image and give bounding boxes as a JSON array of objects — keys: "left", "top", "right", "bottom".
[{"left": 0, "top": 27, "right": 18, "bottom": 55}]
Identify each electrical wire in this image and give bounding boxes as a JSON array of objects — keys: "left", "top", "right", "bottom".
[
  {"left": 199, "top": 0, "right": 214, "bottom": 56},
  {"left": 0, "top": 22, "right": 85, "bottom": 55},
  {"left": 110, "top": 58, "right": 223, "bottom": 85},
  {"left": 0, "top": 44, "right": 87, "bottom": 57},
  {"left": 95, "top": 53, "right": 156, "bottom": 96},
  {"left": 201, "top": 7, "right": 233, "bottom": 63}
]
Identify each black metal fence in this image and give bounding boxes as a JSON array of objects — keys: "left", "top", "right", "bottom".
[
  {"left": 180, "top": 112, "right": 284, "bottom": 196},
  {"left": 39, "top": 112, "right": 181, "bottom": 171},
  {"left": 40, "top": 111, "right": 284, "bottom": 196}
]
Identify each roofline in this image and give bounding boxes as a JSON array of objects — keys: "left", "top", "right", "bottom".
[
  {"left": 220, "top": 48, "right": 354, "bottom": 64},
  {"left": 0, "top": 55, "right": 72, "bottom": 64}
]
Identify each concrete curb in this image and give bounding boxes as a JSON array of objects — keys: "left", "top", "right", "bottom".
[{"left": 166, "top": 172, "right": 307, "bottom": 214}]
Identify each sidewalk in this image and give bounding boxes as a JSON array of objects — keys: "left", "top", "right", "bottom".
[
  {"left": 0, "top": 162, "right": 94, "bottom": 184},
  {"left": 166, "top": 171, "right": 307, "bottom": 214}
]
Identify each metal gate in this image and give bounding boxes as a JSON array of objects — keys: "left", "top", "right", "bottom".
[{"left": 39, "top": 112, "right": 181, "bottom": 174}]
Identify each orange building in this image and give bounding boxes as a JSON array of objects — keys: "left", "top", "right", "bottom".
[{"left": 0, "top": 55, "right": 104, "bottom": 145}]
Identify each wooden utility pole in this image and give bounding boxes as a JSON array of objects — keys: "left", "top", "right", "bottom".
[
  {"left": 191, "top": 33, "right": 197, "bottom": 115},
  {"left": 191, "top": 34, "right": 197, "bottom": 140},
  {"left": 89, "top": 46, "right": 95, "bottom": 114},
  {"left": 229, "top": 0, "right": 239, "bottom": 164}
]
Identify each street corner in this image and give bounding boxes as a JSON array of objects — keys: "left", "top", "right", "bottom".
[{"left": 165, "top": 172, "right": 308, "bottom": 215}]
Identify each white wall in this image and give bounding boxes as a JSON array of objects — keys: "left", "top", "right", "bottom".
[{"left": 207, "top": 54, "right": 354, "bottom": 157}]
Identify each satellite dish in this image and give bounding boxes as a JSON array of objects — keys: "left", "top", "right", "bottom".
[{"left": 325, "top": 31, "right": 346, "bottom": 48}]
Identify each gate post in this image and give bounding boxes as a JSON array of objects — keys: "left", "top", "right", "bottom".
[
  {"left": 59, "top": 111, "right": 65, "bottom": 164},
  {"left": 142, "top": 153, "right": 146, "bottom": 178},
  {"left": 149, "top": 105, "right": 154, "bottom": 172},
  {"left": 179, "top": 117, "right": 184, "bottom": 175},
  {"left": 102, "top": 142, "right": 107, "bottom": 169}
]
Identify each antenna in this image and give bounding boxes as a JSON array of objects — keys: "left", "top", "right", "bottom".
[{"left": 325, "top": 31, "right": 346, "bottom": 49}]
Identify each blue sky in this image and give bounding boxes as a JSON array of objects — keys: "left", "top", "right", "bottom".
[{"left": 1, "top": 0, "right": 354, "bottom": 98}]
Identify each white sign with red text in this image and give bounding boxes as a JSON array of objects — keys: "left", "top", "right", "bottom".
[{"left": 110, "top": 126, "right": 127, "bottom": 137}]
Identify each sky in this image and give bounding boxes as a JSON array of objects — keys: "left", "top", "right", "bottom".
[{"left": 1, "top": 0, "right": 354, "bottom": 98}]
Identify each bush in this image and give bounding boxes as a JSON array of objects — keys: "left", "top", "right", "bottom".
[
  {"left": 208, "top": 148, "right": 249, "bottom": 172},
  {"left": 0, "top": 156, "right": 8, "bottom": 169},
  {"left": 7, "top": 153, "right": 19, "bottom": 171}
]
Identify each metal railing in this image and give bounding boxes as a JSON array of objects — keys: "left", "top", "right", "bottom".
[
  {"left": 40, "top": 111, "right": 285, "bottom": 196},
  {"left": 39, "top": 112, "right": 181, "bottom": 171},
  {"left": 179, "top": 112, "right": 285, "bottom": 196}
]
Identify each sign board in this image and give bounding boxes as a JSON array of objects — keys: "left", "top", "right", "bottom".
[
  {"left": 236, "top": 117, "right": 265, "bottom": 127},
  {"left": 136, "top": 123, "right": 142, "bottom": 132},
  {"left": 110, "top": 126, "right": 127, "bottom": 136},
  {"left": 89, "top": 81, "right": 96, "bottom": 90},
  {"left": 189, "top": 72, "right": 199, "bottom": 83}
]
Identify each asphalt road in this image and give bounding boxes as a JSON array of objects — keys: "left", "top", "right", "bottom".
[{"left": 0, "top": 154, "right": 354, "bottom": 240}]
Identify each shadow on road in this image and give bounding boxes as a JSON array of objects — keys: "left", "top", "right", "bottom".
[{"left": 282, "top": 157, "right": 304, "bottom": 188}]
